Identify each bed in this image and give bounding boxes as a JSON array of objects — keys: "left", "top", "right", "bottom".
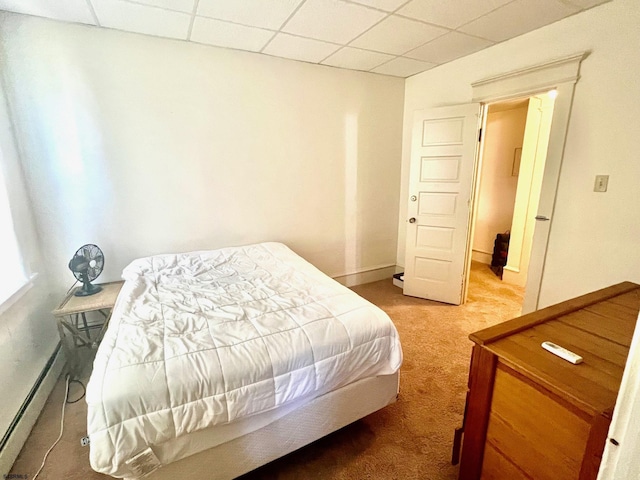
[{"left": 86, "top": 242, "right": 402, "bottom": 479}]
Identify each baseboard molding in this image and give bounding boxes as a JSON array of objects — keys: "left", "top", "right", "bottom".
[
  {"left": 0, "top": 344, "right": 66, "bottom": 477},
  {"left": 471, "top": 250, "right": 492, "bottom": 265},
  {"left": 333, "top": 265, "right": 396, "bottom": 287},
  {"left": 502, "top": 268, "right": 527, "bottom": 288}
]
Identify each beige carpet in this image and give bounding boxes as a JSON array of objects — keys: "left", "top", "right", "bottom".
[{"left": 9, "top": 262, "right": 523, "bottom": 480}]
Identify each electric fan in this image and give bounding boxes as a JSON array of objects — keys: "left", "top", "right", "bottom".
[{"left": 68, "top": 244, "right": 104, "bottom": 297}]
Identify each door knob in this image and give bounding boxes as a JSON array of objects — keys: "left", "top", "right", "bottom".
[
  {"left": 410, "top": 195, "right": 417, "bottom": 202},
  {"left": 409, "top": 217, "right": 416, "bottom": 223}
]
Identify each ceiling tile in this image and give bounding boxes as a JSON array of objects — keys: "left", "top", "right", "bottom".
[
  {"left": 398, "top": 0, "right": 511, "bottom": 29},
  {"left": 122, "top": 0, "right": 195, "bottom": 14},
  {"left": 321, "top": 47, "right": 394, "bottom": 71},
  {"left": 458, "top": 0, "right": 580, "bottom": 43},
  {"left": 191, "top": 16, "right": 273, "bottom": 52},
  {"left": 370, "top": 57, "right": 435, "bottom": 77},
  {"left": 197, "top": 0, "right": 304, "bottom": 30},
  {"left": 348, "top": 0, "right": 412, "bottom": 11},
  {"left": 91, "top": 0, "right": 191, "bottom": 38},
  {"left": 0, "top": 0, "right": 96, "bottom": 25},
  {"left": 350, "top": 15, "right": 447, "bottom": 55},
  {"left": 282, "top": 0, "right": 386, "bottom": 44},
  {"left": 263, "top": 33, "right": 341, "bottom": 63},
  {"left": 405, "top": 31, "right": 493, "bottom": 64}
]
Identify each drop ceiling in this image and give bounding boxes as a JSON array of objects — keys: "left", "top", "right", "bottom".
[{"left": 0, "top": 0, "right": 610, "bottom": 78}]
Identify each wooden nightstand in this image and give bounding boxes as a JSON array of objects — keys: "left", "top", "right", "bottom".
[{"left": 53, "top": 281, "right": 124, "bottom": 377}]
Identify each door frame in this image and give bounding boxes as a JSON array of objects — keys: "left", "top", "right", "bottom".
[{"left": 464, "top": 52, "right": 589, "bottom": 313}]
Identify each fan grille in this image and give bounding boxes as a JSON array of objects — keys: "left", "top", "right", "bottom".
[{"left": 70, "top": 244, "right": 104, "bottom": 282}]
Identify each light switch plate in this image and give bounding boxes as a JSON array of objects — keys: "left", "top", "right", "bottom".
[{"left": 594, "top": 175, "right": 609, "bottom": 192}]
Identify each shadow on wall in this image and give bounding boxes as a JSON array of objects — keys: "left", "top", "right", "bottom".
[{"left": 344, "top": 113, "right": 359, "bottom": 277}]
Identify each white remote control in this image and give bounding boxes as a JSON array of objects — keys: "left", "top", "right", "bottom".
[{"left": 541, "top": 341, "right": 583, "bottom": 364}]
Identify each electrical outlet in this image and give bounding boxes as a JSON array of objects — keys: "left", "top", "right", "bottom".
[
  {"left": 594, "top": 175, "right": 609, "bottom": 192},
  {"left": 81, "top": 436, "right": 90, "bottom": 447}
]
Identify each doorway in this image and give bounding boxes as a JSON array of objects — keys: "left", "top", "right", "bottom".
[
  {"left": 467, "top": 92, "right": 556, "bottom": 313},
  {"left": 401, "top": 53, "right": 586, "bottom": 310}
]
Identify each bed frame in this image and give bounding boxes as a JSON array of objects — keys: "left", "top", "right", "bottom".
[{"left": 126, "top": 372, "right": 399, "bottom": 480}]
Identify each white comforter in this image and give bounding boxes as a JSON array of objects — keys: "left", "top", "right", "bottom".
[{"left": 86, "top": 242, "right": 402, "bottom": 477}]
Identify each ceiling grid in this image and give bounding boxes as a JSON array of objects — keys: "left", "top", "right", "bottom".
[{"left": 0, "top": 0, "right": 611, "bottom": 77}]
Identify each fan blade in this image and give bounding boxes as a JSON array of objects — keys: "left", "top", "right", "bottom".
[{"left": 87, "top": 267, "right": 97, "bottom": 281}]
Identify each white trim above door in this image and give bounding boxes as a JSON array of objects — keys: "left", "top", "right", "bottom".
[{"left": 471, "top": 53, "right": 588, "bottom": 103}]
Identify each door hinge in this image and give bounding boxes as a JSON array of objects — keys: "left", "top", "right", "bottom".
[{"left": 478, "top": 128, "right": 483, "bottom": 142}]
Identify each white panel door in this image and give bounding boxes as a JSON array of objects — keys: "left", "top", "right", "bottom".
[{"left": 404, "top": 104, "right": 481, "bottom": 304}]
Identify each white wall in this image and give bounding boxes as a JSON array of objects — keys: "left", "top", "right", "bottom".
[
  {"left": 398, "top": 0, "right": 640, "bottom": 308},
  {"left": 472, "top": 104, "right": 527, "bottom": 263},
  {"left": 0, "top": 12, "right": 404, "bottom": 294},
  {"left": 0, "top": 80, "right": 57, "bottom": 458}
]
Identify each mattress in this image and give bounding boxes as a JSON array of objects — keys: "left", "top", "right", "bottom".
[{"left": 86, "top": 242, "right": 402, "bottom": 478}]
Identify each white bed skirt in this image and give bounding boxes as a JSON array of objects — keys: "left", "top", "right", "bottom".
[{"left": 126, "top": 371, "right": 400, "bottom": 480}]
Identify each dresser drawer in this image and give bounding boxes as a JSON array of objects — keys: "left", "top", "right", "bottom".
[{"left": 482, "top": 364, "right": 590, "bottom": 480}]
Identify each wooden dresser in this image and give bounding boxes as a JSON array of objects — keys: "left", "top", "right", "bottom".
[{"left": 457, "top": 282, "right": 640, "bottom": 480}]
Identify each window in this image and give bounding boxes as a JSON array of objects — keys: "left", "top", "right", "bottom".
[{"left": 0, "top": 160, "right": 27, "bottom": 305}]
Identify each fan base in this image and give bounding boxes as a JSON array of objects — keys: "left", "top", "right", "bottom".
[{"left": 74, "top": 283, "right": 103, "bottom": 297}]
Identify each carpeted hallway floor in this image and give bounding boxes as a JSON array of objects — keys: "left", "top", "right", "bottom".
[{"left": 9, "top": 262, "right": 524, "bottom": 479}]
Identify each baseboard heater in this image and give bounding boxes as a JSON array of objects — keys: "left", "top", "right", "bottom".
[{"left": 0, "top": 342, "right": 64, "bottom": 474}]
